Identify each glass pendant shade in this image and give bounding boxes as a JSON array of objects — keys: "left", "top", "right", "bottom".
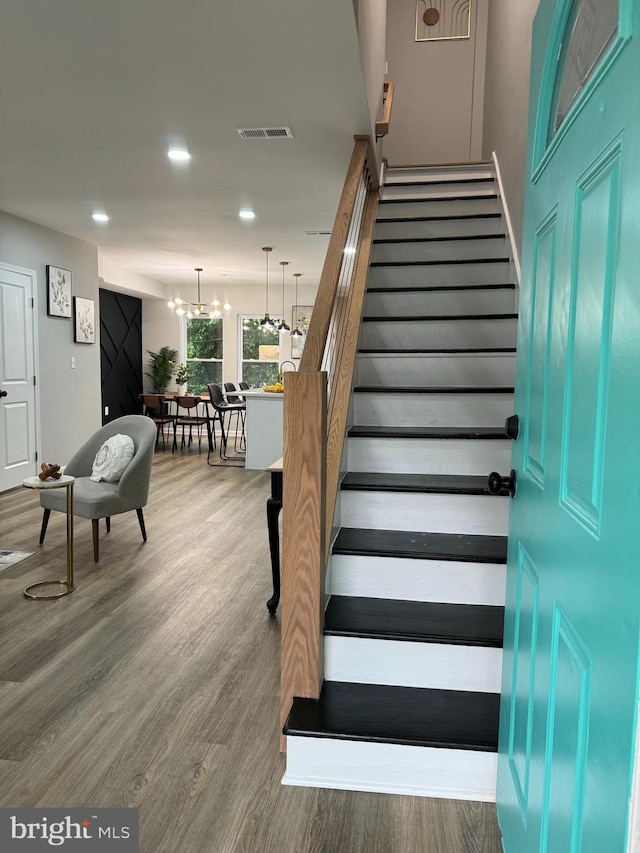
[{"left": 277, "top": 261, "right": 290, "bottom": 332}]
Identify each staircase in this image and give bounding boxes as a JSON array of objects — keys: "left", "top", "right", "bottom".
[{"left": 282, "top": 163, "right": 516, "bottom": 801}]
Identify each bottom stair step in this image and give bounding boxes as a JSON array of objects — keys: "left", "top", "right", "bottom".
[
  {"left": 284, "top": 682, "right": 499, "bottom": 750},
  {"left": 283, "top": 682, "right": 499, "bottom": 801}
]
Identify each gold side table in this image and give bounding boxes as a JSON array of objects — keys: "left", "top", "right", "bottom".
[{"left": 23, "top": 474, "right": 75, "bottom": 599}]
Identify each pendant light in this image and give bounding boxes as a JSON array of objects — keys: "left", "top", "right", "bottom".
[
  {"left": 291, "top": 273, "right": 303, "bottom": 338},
  {"left": 167, "top": 268, "right": 231, "bottom": 318},
  {"left": 277, "top": 261, "right": 291, "bottom": 332},
  {"left": 259, "top": 247, "right": 275, "bottom": 327}
]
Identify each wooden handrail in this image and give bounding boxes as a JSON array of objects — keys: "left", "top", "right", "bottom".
[
  {"left": 280, "top": 136, "right": 378, "bottom": 748},
  {"left": 375, "top": 81, "right": 395, "bottom": 138}
]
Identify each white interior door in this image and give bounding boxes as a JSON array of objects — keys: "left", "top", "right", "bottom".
[{"left": 0, "top": 264, "right": 38, "bottom": 491}]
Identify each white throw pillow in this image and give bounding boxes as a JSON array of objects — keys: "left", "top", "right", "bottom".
[{"left": 90, "top": 434, "right": 135, "bottom": 483}]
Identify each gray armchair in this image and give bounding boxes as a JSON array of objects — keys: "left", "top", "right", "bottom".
[{"left": 39, "top": 415, "right": 156, "bottom": 562}]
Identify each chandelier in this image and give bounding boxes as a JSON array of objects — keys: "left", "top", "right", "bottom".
[{"left": 167, "top": 268, "right": 231, "bottom": 319}]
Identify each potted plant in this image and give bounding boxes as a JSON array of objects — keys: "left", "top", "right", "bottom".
[
  {"left": 145, "top": 346, "right": 178, "bottom": 394},
  {"left": 175, "top": 363, "right": 191, "bottom": 395}
]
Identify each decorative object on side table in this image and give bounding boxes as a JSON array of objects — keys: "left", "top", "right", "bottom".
[
  {"left": 39, "top": 462, "right": 62, "bottom": 481},
  {"left": 74, "top": 296, "right": 95, "bottom": 343},
  {"left": 46, "top": 265, "right": 72, "bottom": 318}
]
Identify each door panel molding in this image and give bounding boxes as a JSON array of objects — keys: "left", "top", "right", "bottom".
[{"left": 560, "top": 139, "right": 622, "bottom": 538}]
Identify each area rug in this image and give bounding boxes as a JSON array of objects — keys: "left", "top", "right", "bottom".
[{"left": 0, "top": 550, "right": 35, "bottom": 573}]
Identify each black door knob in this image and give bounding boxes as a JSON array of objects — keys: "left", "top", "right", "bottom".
[
  {"left": 488, "top": 469, "right": 517, "bottom": 498},
  {"left": 505, "top": 414, "right": 519, "bottom": 440},
  {"left": 0, "top": 390, "right": 7, "bottom": 398}
]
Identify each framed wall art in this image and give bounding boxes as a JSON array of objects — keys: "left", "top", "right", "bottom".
[
  {"left": 74, "top": 296, "right": 96, "bottom": 344},
  {"left": 415, "top": 0, "right": 472, "bottom": 42},
  {"left": 46, "top": 265, "right": 72, "bottom": 318}
]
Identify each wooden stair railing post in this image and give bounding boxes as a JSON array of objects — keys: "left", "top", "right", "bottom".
[{"left": 280, "top": 371, "right": 327, "bottom": 749}]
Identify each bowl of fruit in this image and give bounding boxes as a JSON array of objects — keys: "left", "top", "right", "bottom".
[{"left": 263, "top": 382, "right": 284, "bottom": 393}]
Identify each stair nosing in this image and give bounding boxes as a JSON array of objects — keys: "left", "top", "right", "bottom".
[
  {"left": 384, "top": 177, "right": 495, "bottom": 188},
  {"left": 332, "top": 527, "right": 508, "bottom": 565},
  {"left": 284, "top": 682, "right": 500, "bottom": 751},
  {"left": 357, "top": 347, "right": 517, "bottom": 354},
  {"left": 347, "top": 426, "right": 509, "bottom": 440},
  {"left": 353, "top": 386, "right": 514, "bottom": 394},
  {"left": 376, "top": 213, "right": 502, "bottom": 224},
  {"left": 340, "top": 472, "right": 507, "bottom": 497},
  {"left": 370, "top": 258, "right": 510, "bottom": 267},
  {"left": 378, "top": 194, "right": 499, "bottom": 205},
  {"left": 372, "top": 234, "right": 506, "bottom": 245},
  {"left": 362, "top": 312, "right": 518, "bottom": 322},
  {"left": 366, "top": 283, "right": 516, "bottom": 294}
]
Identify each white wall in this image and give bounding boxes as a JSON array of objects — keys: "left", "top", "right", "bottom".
[
  {"left": 141, "top": 280, "right": 318, "bottom": 392},
  {"left": 353, "top": 0, "right": 388, "bottom": 147},
  {"left": 482, "top": 0, "right": 539, "bottom": 256},
  {"left": 0, "top": 210, "right": 101, "bottom": 463},
  {"left": 384, "top": 0, "right": 488, "bottom": 165}
]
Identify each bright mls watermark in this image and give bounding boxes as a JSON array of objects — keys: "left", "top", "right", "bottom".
[{"left": 0, "top": 809, "right": 138, "bottom": 851}]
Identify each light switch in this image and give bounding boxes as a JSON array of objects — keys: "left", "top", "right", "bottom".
[
  {"left": 70, "top": 357, "right": 76, "bottom": 369},
  {"left": 104, "top": 406, "right": 109, "bottom": 416}
]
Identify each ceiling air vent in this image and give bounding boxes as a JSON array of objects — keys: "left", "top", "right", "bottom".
[
  {"left": 237, "top": 126, "right": 294, "bottom": 140},
  {"left": 304, "top": 230, "right": 332, "bottom": 237}
]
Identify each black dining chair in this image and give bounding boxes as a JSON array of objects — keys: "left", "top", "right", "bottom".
[
  {"left": 224, "top": 382, "right": 247, "bottom": 451},
  {"left": 207, "top": 384, "right": 245, "bottom": 465}
]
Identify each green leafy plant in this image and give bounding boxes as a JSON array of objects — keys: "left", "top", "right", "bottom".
[
  {"left": 175, "top": 363, "right": 191, "bottom": 387},
  {"left": 145, "top": 346, "right": 178, "bottom": 393}
]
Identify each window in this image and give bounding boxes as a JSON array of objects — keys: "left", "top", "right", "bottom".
[
  {"left": 239, "top": 317, "right": 280, "bottom": 387},
  {"left": 186, "top": 318, "right": 223, "bottom": 394},
  {"left": 552, "top": 0, "right": 618, "bottom": 134}
]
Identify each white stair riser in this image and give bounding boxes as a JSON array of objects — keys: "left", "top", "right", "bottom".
[
  {"left": 330, "top": 554, "right": 507, "bottom": 606},
  {"left": 371, "top": 237, "right": 507, "bottom": 264},
  {"left": 378, "top": 196, "right": 500, "bottom": 219},
  {"left": 353, "top": 392, "right": 514, "bottom": 427},
  {"left": 368, "top": 260, "right": 509, "bottom": 288},
  {"left": 382, "top": 184, "right": 496, "bottom": 201},
  {"left": 375, "top": 216, "right": 504, "bottom": 240},
  {"left": 385, "top": 167, "right": 493, "bottom": 183},
  {"left": 360, "top": 318, "right": 517, "bottom": 350},
  {"left": 340, "top": 491, "right": 508, "bottom": 536},
  {"left": 284, "top": 737, "right": 497, "bottom": 802},
  {"left": 325, "top": 637, "right": 502, "bottom": 693},
  {"left": 347, "top": 437, "right": 511, "bottom": 475},
  {"left": 365, "top": 288, "right": 515, "bottom": 316},
  {"left": 356, "top": 354, "right": 516, "bottom": 387}
]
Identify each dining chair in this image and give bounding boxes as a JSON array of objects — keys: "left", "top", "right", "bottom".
[
  {"left": 172, "top": 396, "right": 209, "bottom": 453},
  {"left": 139, "top": 394, "right": 175, "bottom": 451},
  {"left": 39, "top": 415, "right": 156, "bottom": 562}
]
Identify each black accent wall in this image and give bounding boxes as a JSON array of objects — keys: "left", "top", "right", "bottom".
[{"left": 99, "top": 289, "right": 143, "bottom": 424}]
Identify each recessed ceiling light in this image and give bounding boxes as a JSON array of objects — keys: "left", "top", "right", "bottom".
[
  {"left": 167, "top": 147, "right": 191, "bottom": 163},
  {"left": 239, "top": 209, "right": 255, "bottom": 220},
  {"left": 92, "top": 212, "right": 110, "bottom": 223}
]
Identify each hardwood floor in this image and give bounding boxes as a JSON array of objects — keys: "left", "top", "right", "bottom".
[{"left": 0, "top": 449, "right": 502, "bottom": 852}]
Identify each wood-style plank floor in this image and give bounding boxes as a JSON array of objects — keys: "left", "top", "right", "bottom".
[{"left": 0, "top": 449, "right": 502, "bottom": 853}]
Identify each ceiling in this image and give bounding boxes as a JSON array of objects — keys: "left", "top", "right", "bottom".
[{"left": 0, "top": 0, "right": 371, "bottom": 297}]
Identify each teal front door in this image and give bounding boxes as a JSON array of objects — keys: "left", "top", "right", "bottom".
[{"left": 497, "top": 2, "right": 640, "bottom": 851}]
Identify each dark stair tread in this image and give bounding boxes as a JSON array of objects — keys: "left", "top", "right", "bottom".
[
  {"left": 341, "top": 471, "right": 506, "bottom": 496},
  {"left": 358, "top": 347, "right": 517, "bottom": 354},
  {"left": 371, "top": 257, "right": 509, "bottom": 267},
  {"left": 373, "top": 234, "right": 505, "bottom": 245},
  {"left": 332, "top": 527, "right": 507, "bottom": 564},
  {"left": 379, "top": 194, "right": 499, "bottom": 205},
  {"left": 366, "top": 283, "right": 516, "bottom": 294},
  {"left": 384, "top": 177, "right": 495, "bottom": 188},
  {"left": 324, "top": 596, "right": 504, "bottom": 647},
  {"left": 284, "top": 681, "right": 499, "bottom": 751},
  {"left": 353, "top": 385, "right": 514, "bottom": 394},
  {"left": 362, "top": 312, "right": 518, "bottom": 322},
  {"left": 348, "top": 425, "right": 509, "bottom": 440},
  {"left": 376, "top": 213, "right": 502, "bottom": 223}
]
